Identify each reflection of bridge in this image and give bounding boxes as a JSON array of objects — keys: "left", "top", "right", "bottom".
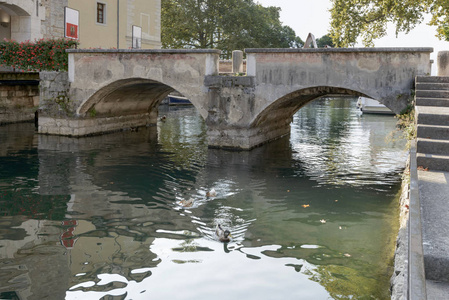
[{"left": 39, "top": 48, "right": 432, "bottom": 149}]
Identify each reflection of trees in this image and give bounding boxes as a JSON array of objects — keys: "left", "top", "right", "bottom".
[
  {"left": 157, "top": 106, "right": 207, "bottom": 168},
  {"left": 0, "top": 187, "right": 69, "bottom": 219},
  {"left": 292, "top": 97, "right": 406, "bottom": 187},
  {"left": 307, "top": 264, "right": 386, "bottom": 299}
]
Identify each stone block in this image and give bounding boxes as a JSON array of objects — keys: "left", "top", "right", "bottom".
[
  {"left": 438, "top": 51, "right": 449, "bottom": 76},
  {"left": 59, "top": 126, "right": 73, "bottom": 136},
  {"left": 232, "top": 50, "right": 244, "bottom": 73}
]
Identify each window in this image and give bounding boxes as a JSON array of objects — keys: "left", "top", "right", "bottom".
[{"left": 97, "top": 3, "right": 105, "bottom": 24}]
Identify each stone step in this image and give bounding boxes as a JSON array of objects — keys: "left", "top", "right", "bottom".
[
  {"left": 417, "top": 138, "right": 449, "bottom": 156},
  {"left": 416, "top": 82, "right": 449, "bottom": 91},
  {"left": 415, "top": 90, "right": 449, "bottom": 98},
  {"left": 416, "top": 76, "right": 449, "bottom": 84},
  {"left": 419, "top": 170, "right": 449, "bottom": 284},
  {"left": 416, "top": 106, "right": 449, "bottom": 126},
  {"left": 417, "top": 124, "right": 449, "bottom": 140},
  {"left": 416, "top": 97, "right": 449, "bottom": 107},
  {"left": 417, "top": 153, "right": 449, "bottom": 172}
]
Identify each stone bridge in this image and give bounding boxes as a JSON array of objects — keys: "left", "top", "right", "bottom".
[{"left": 39, "top": 47, "right": 432, "bottom": 149}]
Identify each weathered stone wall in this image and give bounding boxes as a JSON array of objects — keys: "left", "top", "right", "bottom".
[
  {"left": 67, "top": 49, "right": 219, "bottom": 119},
  {"left": 0, "top": 73, "right": 40, "bottom": 124},
  {"left": 246, "top": 48, "right": 433, "bottom": 116},
  {"left": 41, "top": 0, "right": 68, "bottom": 39},
  {"left": 204, "top": 75, "right": 290, "bottom": 149},
  {"left": 39, "top": 113, "right": 153, "bottom": 136},
  {"left": 391, "top": 157, "right": 411, "bottom": 299},
  {"left": 38, "top": 69, "right": 160, "bottom": 136},
  {"left": 39, "top": 71, "right": 72, "bottom": 117}
]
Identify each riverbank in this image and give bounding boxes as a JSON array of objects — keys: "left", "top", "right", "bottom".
[{"left": 391, "top": 157, "right": 410, "bottom": 299}]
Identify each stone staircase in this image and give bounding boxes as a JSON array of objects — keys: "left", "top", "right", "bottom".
[{"left": 415, "top": 76, "right": 449, "bottom": 172}]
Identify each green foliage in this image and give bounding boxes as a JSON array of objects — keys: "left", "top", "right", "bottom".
[
  {"left": 88, "top": 107, "right": 97, "bottom": 117},
  {"left": 329, "top": 0, "right": 447, "bottom": 47},
  {"left": 387, "top": 94, "right": 416, "bottom": 150},
  {"left": 0, "top": 38, "right": 79, "bottom": 72},
  {"left": 161, "top": 0, "right": 304, "bottom": 58},
  {"left": 316, "top": 34, "right": 335, "bottom": 48},
  {"left": 396, "top": 105, "right": 416, "bottom": 149}
]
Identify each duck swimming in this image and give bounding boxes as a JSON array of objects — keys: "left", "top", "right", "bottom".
[
  {"left": 215, "top": 224, "right": 232, "bottom": 242},
  {"left": 206, "top": 188, "right": 217, "bottom": 197},
  {"left": 178, "top": 198, "right": 194, "bottom": 208}
]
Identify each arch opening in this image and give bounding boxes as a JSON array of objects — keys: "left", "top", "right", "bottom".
[
  {"left": 78, "top": 78, "right": 205, "bottom": 120},
  {"left": 251, "top": 86, "right": 369, "bottom": 129},
  {"left": 0, "top": 4, "right": 32, "bottom": 42},
  {"left": 0, "top": 4, "right": 29, "bottom": 17}
]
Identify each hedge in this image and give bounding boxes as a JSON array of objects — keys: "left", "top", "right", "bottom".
[{"left": 0, "top": 38, "right": 79, "bottom": 72}]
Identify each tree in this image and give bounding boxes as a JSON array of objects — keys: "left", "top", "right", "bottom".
[
  {"left": 161, "top": 0, "right": 303, "bottom": 58},
  {"left": 316, "top": 34, "right": 335, "bottom": 48},
  {"left": 329, "top": 0, "right": 449, "bottom": 47}
]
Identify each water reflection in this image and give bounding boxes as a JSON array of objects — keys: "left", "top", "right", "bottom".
[{"left": 0, "top": 98, "right": 405, "bottom": 299}]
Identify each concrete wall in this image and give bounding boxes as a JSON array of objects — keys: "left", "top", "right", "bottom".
[{"left": 0, "top": 73, "right": 40, "bottom": 125}]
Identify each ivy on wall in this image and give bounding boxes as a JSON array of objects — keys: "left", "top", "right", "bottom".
[{"left": 0, "top": 38, "right": 79, "bottom": 72}]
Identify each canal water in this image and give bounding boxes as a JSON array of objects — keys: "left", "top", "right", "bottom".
[{"left": 0, "top": 97, "right": 406, "bottom": 300}]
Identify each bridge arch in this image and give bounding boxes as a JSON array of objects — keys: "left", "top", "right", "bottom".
[
  {"left": 68, "top": 49, "right": 220, "bottom": 122},
  {"left": 77, "top": 78, "right": 207, "bottom": 122},
  {"left": 250, "top": 86, "right": 367, "bottom": 129}
]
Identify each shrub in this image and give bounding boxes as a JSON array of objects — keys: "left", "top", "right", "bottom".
[{"left": 0, "top": 38, "right": 79, "bottom": 72}]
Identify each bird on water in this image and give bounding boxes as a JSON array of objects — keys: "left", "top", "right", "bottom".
[
  {"left": 206, "top": 188, "right": 216, "bottom": 197},
  {"left": 178, "top": 198, "right": 194, "bottom": 208},
  {"left": 215, "top": 224, "right": 232, "bottom": 242}
]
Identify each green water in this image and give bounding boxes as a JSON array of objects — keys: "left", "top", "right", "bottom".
[{"left": 0, "top": 98, "right": 406, "bottom": 299}]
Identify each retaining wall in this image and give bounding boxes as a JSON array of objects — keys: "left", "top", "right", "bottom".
[{"left": 0, "top": 73, "right": 40, "bottom": 124}]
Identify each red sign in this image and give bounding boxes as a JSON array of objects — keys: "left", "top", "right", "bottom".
[
  {"left": 66, "top": 23, "right": 78, "bottom": 39},
  {"left": 65, "top": 7, "right": 79, "bottom": 40}
]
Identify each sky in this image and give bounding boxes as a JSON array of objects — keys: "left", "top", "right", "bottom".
[{"left": 257, "top": 0, "right": 449, "bottom": 75}]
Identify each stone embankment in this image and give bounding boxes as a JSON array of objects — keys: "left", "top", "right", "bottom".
[{"left": 390, "top": 158, "right": 410, "bottom": 300}]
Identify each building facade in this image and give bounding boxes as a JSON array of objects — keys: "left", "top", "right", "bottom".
[{"left": 0, "top": 0, "right": 161, "bottom": 49}]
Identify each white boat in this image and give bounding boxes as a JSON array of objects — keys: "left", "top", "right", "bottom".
[
  {"left": 168, "top": 94, "right": 191, "bottom": 106},
  {"left": 356, "top": 97, "right": 394, "bottom": 115}
]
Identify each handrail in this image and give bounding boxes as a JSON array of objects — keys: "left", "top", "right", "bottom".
[{"left": 408, "top": 140, "right": 427, "bottom": 299}]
